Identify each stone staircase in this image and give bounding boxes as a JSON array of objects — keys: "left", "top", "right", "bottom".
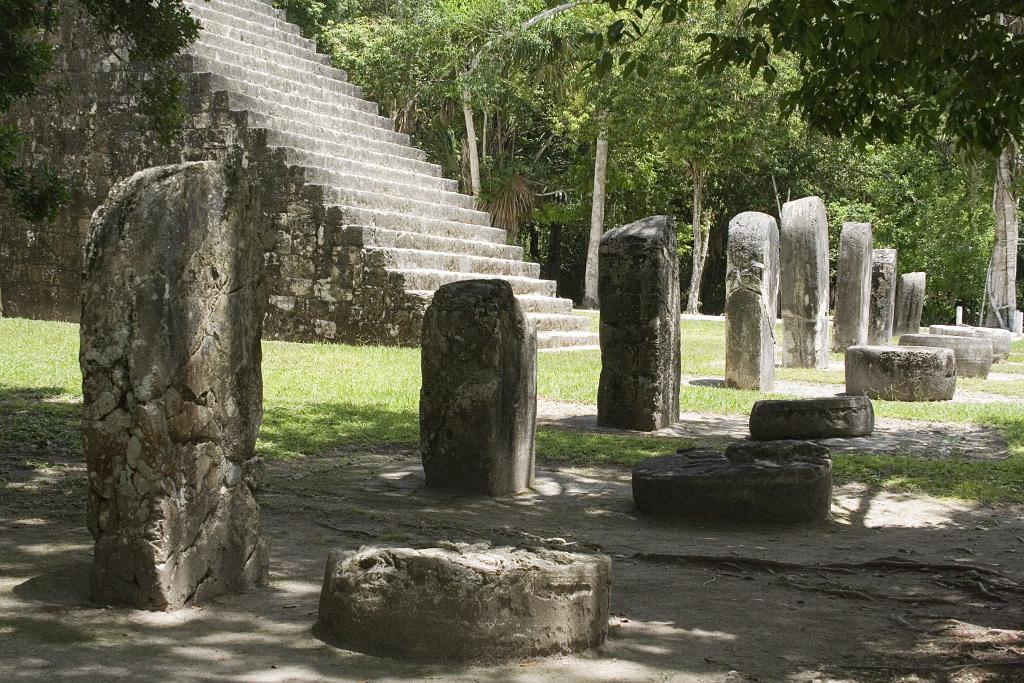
[{"left": 180, "top": 0, "right": 597, "bottom": 349}]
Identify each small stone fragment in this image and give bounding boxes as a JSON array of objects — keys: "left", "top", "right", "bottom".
[
  {"left": 845, "top": 345, "right": 956, "bottom": 401},
  {"left": 632, "top": 442, "right": 833, "bottom": 524},
  {"left": 832, "top": 223, "right": 873, "bottom": 352},
  {"left": 420, "top": 279, "right": 537, "bottom": 496},
  {"left": 749, "top": 396, "right": 874, "bottom": 441},
  {"left": 317, "top": 544, "right": 612, "bottom": 663},
  {"left": 597, "top": 215, "right": 681, "bottom": 430},
  {"left": 894, "top": 272, "right": 927, "bottom": 335},
  {"left": 899, "top": 333, "right": 993, "bottom": 379},
  {"left": 780, "top": 196, "right": 830, "bottom": 368},
  {"left": 725, "top": 211, "right": 779, "bottom": 391}
]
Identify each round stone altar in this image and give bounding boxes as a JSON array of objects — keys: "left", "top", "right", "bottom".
[
  {"left": 631, "top": 441, "right": 832, "bottom": 524},
  {"left": 928, "top": 324, "right": 1012, "bottom": 362},
  {"left": 749, "top": 396, "right": 874, "bottom": 441},
  {"left": 899, "top": 333, "right": 993, "bottom": 378},
  {"left": 317, "top": 543, "right": 612, "bottom": 663},
  {"left": 845, "top": 345, "right": 957, "bottom": 401}
]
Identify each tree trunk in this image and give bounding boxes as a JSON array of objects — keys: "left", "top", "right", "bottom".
[
  {"left": 462, "top": 87, "right": 481, "bottom": 199},
  {"left": 685, "top": 164, "right": 708, "bottom": 314},
  {"left": 986, "top": 142, "right": 1018, "bottom": 328},
  {"left": 582, "top": 124, "right": 609, "bottom": 309}
]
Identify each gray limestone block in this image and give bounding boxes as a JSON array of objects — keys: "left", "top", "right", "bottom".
[
  {"left": 899, "top": 333, "right": 993, "bottom": 378},
  {"left": 597, "top": 215, "right": 681, "bottom": 431},
  {"left": 725, "top": 212, "right": 779, "bottom": 391},
  {"left": 894, "top": 272, "right": 927, "bottom": 335},
  {"left": 867, "top": 249, "right": 898, "bottom": 345},
  {"left": 929, "top": 325, "right": 1013, "bottom": 362},
  {"left": 317, "top": 543, "right": 612, "bottom": 663},
  {"left": 632, "top": 442, "right": 833, "bottom": 524},
  {"left": 832, "top": 222, "right": 873, "bottom": 352},
  {"left": 81, "top": 161, "right": 270, "bottom": 610},
  {"left": 780, "top": 196, "right": 830, "bottom": 368},
  {"left": 845, "top": 345, "right": 956, "bottom": 401},
  {"left": 419, "top": 279, "right": 537, "bottom": 496},
  {"left": 749, "top": 396, "right": 874, "bottom": 441}
]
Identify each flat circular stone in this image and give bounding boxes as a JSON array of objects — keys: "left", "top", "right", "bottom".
[
  {"left": 317, "top": 543, "right": 612, "bottom": 663},
  {"left": 631, "top": 442, "right": 832, "bottom": 524},
  {"left": 845, "top": 345, "right": 956, "bottom": 401},
  {"left": 929, "top": 325, "right": 1013, "bottom": 362},
  {"left": 749, "top": 396, "right": 874, "bottom": 441},
  {"left": 899, "top": 333, "right": 993, "bottom": 378}
]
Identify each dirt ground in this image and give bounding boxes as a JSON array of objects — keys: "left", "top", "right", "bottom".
[{"left": 2, "top": 429, "right": 1024, "bottom": 683}]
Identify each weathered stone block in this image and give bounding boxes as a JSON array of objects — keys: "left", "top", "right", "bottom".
[
  {"left": 899, "top": 333, "right": 993, "bottom": 378},
  {"left": 845, "top": 345, "right": 956, "bottom": 401},
  {"left": 598, "top": 215, "right": 681, "bottom": 430},
  {"left": 317, "top": 544, "right": 612, "bottom": 662},
  {"left": 928, "top": 325, "right": 1013, "bottom": 362},
  {"left": 894, "top": 272, "right": 927, "bottom": 335},
  {"left": 725, "top": 212, "right": 779, "bottom": 391},
  {"left": 749, "top": 396, "right": 874, "bottom": 441},
  {"left": 420, "top": 279, "right": 537, "bottom": 496},
  {"left": 868, "top": 249, "right": 898, "bottom": 345},
  {"left": 632, "top": 442, "right": 832, "bottom": 523},
  {"left": 81, "top": 161, "right": 269, "bottom": 610},
  {"left": 832, "top": 222, "right": 873, "bottom": 352},
  {"left": 780, "top": 197, "right": 830, "bottom": 368}
]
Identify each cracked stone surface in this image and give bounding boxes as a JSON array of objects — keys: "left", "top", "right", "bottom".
[
  {"left": 632, "top": 442, "right": 833, "bottom": 523},
  {"left": 419, "top": 279, "right": 537, "bottom": 496},
  {"left": 894, "top": 272, "right": 927, "bottom": 335},
  {"left": 867, "top": 249, "right": 898, "bottom": 345},
  {"left": 832, "top": 223, "right": 873, "bottom": 353},
  {"left": 725, "top": 212, "right": 779, "bottom": 391},
  {"left": 316, "top": 543, "right": 612, "bottom": 663},
  {"left": 80, "top": 160, "right": 270, "bottom": 610},
  {"left": 846, "top": 345, "right": 957, "bottom": 402},
  {"left": 780, "top": 197, "right": 830, "bottom": 369},
  {"left": 749, "top": 396, "right": 874, "bottom": 441},
  {"left": 597, "top": 216, "right": 681, "bottom": 431}
]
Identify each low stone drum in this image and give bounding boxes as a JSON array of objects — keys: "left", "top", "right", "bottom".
[
  {"left": 899, "top": 333, "right": 993, "bottom": 378},
  {"left": 780, "top": 196, "right": 830, "bottom": 368},
  {"left": 598, "top": 215, "right": 681, "bottom": 430},
  {"left": 749, "top": 396, "right": 874, "bottom": 441},
  {"left": 317, "top": 544, "right": 612, "bottom": 662},
  {"left": 632, "top": 442, "right": 832, "bottom": 524},
  {"left": 928, "top": 325, "right": 1013, "bottom": 362},
  {"left": 868, "top": 249, "right": 898, "bottom": 344},
  {"left": 81, "top": 161, "right": 269, "bottom": 610},
  {"left": 845, "top": 345, "right": 956, "bottom": 401},
  {"left": 894, "top": 272, "right": 926, "bottom": 335},
  {"left": 420, "top": 279, "right": 537, "bottom": 496},
  {"left": 725, "top": 212, "right": 779, "bottom": 391},
  {"left": 832, "top": 222, "right": 873, "bottom": 352}
]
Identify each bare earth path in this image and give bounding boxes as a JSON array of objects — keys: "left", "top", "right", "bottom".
[{"left": 2, "top": 446, "right": 1023, "bottom": 682}]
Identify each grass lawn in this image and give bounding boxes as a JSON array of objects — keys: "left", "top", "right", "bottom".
[{"left": 1, "top": 317, "right": 1023, "bottom": 504}]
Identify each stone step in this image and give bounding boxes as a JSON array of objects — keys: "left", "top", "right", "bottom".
[
  {"left": 188, "top": 58, "right": 381, "bottom": 124},
  {"left": 537, "top": 330, "right": 601, "bottom": 350},
  {"left": 187, "top": 0, "right": 303, "bottom": 38},
  {"left": 367, "top": 247, "right": 541, "bottom": 279},
  {"left": 216, "top": 88, "right": 414, "bottom": 153},
  {"left": 296, "top": 159, "right": 473, "bottom": 210},
  {"left": 528, "top": 313, "right": 593, "bottom": 333},
  {"left": 187, "top": 1, "right": 321, "bottom": 57},
  {"left": 263, "top": 127, "right": 445, "bottom": 183},
  {"left": 190, "top": 0, "right": 291, "bottom": 25},
  {"left": 188, "top": 40, "right": 360, "bottom": 103},
  {"left": 321, "top": 185, "right": 490, "bottom": 227},
  {"left": 341, "top": 226, "right": 524, "bottom": 261},
  {"left": 394, "top": 269, "right": 557, "bottom": 297},
  {"left": 331, "top": 205, "right": 506, "bottom": 244},
  {"left": 276, "top": 142, "right": 454, "bottom": 192},
  {"left": 515, "top": 295, "right": 575, "bottom": 315}
]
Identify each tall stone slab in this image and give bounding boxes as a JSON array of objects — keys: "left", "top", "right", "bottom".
[
  {"left": 867, "top": 249, "right": 898, "bottom": 344},
  {"left": 894, "top": 272, "right": 927, "bottom": 335},
  {"left": 81, "top": 161, "right": 270, "bottom": 610},
  {"left": 598, "top": 216, "right": 681, "bottom": 431},
  {"left": 420, "top": 280, "right": 537, "bottom": 496},
  {"left": 780, "top": 197, "right": 830, "bottom": 368},
  {"left": 832, "top": 222, "right": 873, "bottom": 352},
  {"left": 725, "top": 212, "right": 779, "bottom": 390}
]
